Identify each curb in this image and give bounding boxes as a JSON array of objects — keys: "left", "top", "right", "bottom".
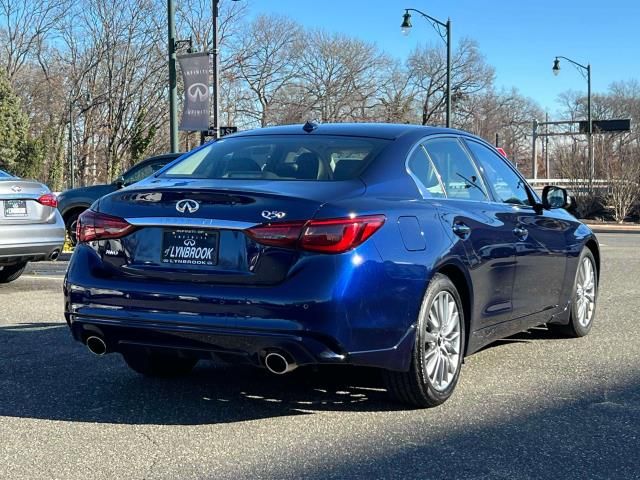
[{"left": 584, "top": 223, "right": 640, "bottom": 234}]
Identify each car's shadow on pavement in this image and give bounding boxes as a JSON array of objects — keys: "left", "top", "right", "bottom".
[{"left": 0, "top": 322, "right": 405, "bottom": 426}]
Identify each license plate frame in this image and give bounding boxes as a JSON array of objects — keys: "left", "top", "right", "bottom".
[
  {"left": 161, "top": 229, "right": 219, "bottom": 266},
  {"left": 4, "top": 199, "right": 28, "bottom": 217}
]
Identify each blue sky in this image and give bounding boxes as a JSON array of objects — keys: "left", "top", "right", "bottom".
[{"left": 246, "top": 0, "right": 640, "bottom": 115}]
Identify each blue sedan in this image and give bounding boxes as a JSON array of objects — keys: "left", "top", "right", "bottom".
[{"left": 64, "top": 123, "right": 599, "bottom": 407}]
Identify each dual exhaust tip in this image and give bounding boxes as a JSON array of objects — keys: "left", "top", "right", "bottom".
[
  {"left": 86, "top": 337, "right": 297, "bottom": 374},
  {"left": 49, "top": 249, "right": 60, "bottom": 261},
  {"left": 264, "top": 351, "right": 297, "bottom": 375}
]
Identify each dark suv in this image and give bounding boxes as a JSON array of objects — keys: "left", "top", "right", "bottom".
[{"left": 57, "top": 153, "right": 181, "bottom": 244}]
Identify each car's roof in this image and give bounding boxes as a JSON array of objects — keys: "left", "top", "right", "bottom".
[{"left": 230, "top": 123, "right": 457, "bottom": 140}]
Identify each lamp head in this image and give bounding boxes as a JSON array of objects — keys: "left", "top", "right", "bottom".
[
  {"left": 401, "top": 10, "right": 412, "bottom": 36},
  {"left": 552, "top": 58, "right": 561, "bottom": 76}
]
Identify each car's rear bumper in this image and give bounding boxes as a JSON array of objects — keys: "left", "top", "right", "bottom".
[
  {"left": 64, "top": 244, "right": 426, "bottom": 371},
  {"left": 66, "top": 312, "right": 416, "bottom": 371},
  {"left": 0, "top": 214, "right": 65, "bottom": 263}
]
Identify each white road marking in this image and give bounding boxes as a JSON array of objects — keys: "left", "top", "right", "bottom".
[{"left": 22, "top": 275, "right": 65, "bottom": 281}]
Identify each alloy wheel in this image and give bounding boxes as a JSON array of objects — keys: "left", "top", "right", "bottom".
[
  {"left": 575, "top": 256, "right": 596, "bottom": 327},
  {"left": 423, "top": 291, "right": 462, "bottom": 391}
]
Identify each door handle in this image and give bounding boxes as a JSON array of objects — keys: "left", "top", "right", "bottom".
[
  {"left": 452, "top": 223, "right": 471, "bottom": 238},
  {"left": 513, "top": 226, "right": 528, "bottom": 239}
]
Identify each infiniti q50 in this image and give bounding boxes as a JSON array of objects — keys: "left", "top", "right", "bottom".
[{"left": 63, "top": 123, "right": 599, "bottom": 407}]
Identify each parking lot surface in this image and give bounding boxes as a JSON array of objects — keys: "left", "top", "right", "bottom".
[{"left": 1, "top": 233, "right": 638, "bottom": 479}]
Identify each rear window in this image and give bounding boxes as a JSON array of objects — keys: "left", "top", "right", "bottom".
[
  {"left": 161, "top": 135, "right": 390, "bottom": 181},
  {"left": 0, "top": 170, "right": 14, "bottom": 178}
]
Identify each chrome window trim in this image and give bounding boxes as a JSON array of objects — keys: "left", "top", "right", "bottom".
[{"left": 124, "top": 217, "right": 258, "bottom": 230}]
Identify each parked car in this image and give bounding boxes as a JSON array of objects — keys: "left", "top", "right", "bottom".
[
  {"left": 57, "top": 153, "right": 181, "bottom": 244},
  {"left": 0, "top": 169, "right": 65, "bottom": 283},
  {"left": 64, "top": 123, "right": 599, "bottom": 407}
]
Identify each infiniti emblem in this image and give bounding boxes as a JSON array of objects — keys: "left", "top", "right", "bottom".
[
  {"left": 183, "top": 239, "right": 196, "bottom": 246},
  {"left": 10, "top": 185, "right": 22, "bottom": 193},
  {"left": 176, "top": 199, "right": 200, "bottom": 213},
  {"left": 187, "top": 83, "right": 208, "bottom": 102}
]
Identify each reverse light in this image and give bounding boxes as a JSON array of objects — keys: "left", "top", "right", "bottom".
[
  {"left": 76, "top": 210, "right": 136, "bottom": 243},
  {"left": 246, "top": 215, "right": 386, "bottom": 254},
  {"left": 37, "top": 193, "right": 58, "bottom": 208}
]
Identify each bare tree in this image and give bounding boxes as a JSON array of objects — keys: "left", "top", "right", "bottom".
[
  {"left": 235, "top": 14, "right": 301, "bottom": 127},
  {"left": 294, "top": 30, "right": 389, "bottom": 123},
  {"left": 0, "top": 0, "right": 68, "bottom": 81},
  {"left": 407, "top": 38, "right": 494, "bottom": 126}
]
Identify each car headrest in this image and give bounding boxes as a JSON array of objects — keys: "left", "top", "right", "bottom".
[
  {"left": 294, "top": 152, "right": 320, "bottom": 180},
  {"left": 225, "top": 157, "right": 261, "bottom": 173},
  {"left": 333, "top": 159, "right": 362, "bottom": 180}
]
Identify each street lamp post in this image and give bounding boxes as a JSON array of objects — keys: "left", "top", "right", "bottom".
[
  {"left": 211, "top": 0, "right": 241, "bottom": 140},
  {"left": 552, "top": 56, "right": 593, "bottom": 182},
  {"left": 401, "top": 8, "right": 452, "bottom": 128}
]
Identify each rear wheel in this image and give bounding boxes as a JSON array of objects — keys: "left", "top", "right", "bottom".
[
  {"left": 122, "top": 349, "right": 198, "bottom": 377},
  {"left": 0, "top": 262, "right": 27, "bottom": 284},
  {"left": 549, "top": 248, "right": 597, "bottom": 337},
  {"left": 383, "top": 274, "right": 465, "bottom": 408}
]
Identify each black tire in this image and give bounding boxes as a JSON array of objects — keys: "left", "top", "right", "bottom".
[
  {"left": 122, "top": 349, "right": 198, "bottom": 377},
  {"left": 0, "top": 262, "right": 27, "bottom": 284},
  {"left": 383, "top": 273, "right": 466, "bottom": 408},
  {"left": 548, "top": 248, "right": 598, "bottom": 338},
  {"left": 65, "top": 210, "right": 83, "bottom": 247}
]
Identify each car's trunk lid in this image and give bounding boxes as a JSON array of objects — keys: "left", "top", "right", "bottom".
[
  {"left": 92, "top": 179, "right": 365, "bottom": 285},
  {"left": 0, "top": 179, "right": 52, "bottom": 225}
]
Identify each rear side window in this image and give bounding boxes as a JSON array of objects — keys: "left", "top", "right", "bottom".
[
  {"left": 0, "top": 170, "right": 12, "bottom": 178},
  {"left": 162, "top": 136, "right": 390, "bottom": 181},
  {"left": 407, "top": 146, "right": 445, "bottom": 198},
  {"left": 423, "top": 138, "right": 488, "bottom": 201}
]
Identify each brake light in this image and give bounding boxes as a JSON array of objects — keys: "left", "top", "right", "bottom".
[
  {"left": 246, "top": 215, "right": 385, "bottom": 254},
  {"left": 496, "top": 147, "right": 508, "bottom": 158},
  {"left": 37, "top": 193, "right": 57, "bottom": 208},
  {"left": 76, "top": 210, "right": 136, "bottom": 243}
]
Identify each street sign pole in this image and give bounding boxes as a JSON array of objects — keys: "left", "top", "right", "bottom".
[
  {"left": 168, "top": 0, "right": 178, "bottom": 153},
  {"left": 212, "top": 0, "right": 220, "bottom": 140}
]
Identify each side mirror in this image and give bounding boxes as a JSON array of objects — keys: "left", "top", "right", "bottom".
[
  {"left": 114, "top": 176, "right": 125, "bottom": 189},
  {"left": 542, "top": 185, "right": 571, "bottom": 210}
]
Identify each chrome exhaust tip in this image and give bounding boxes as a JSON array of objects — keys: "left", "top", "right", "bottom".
[
  {"left": 264, "top": 351, "right": 297, "bottom": 375},
  {"left": 49, "top": 250, "right": 60, "bottom": 261},
  {"left": 86, "top": 336, "right": 107, "bottom": 356}
]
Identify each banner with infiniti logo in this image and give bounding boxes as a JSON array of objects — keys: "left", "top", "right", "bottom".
[{"left": 178, "top": 52, "right": 210, "bottom": 132}]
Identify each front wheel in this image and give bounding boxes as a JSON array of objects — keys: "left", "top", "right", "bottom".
[
  {"left": 122, "top": 349, "right": 198, "bottom": 377},
  {"left": 549, "top": 248, "right": 598, "bottom": 337},
  {"left": 383, "top": 273, "right": 465, "bottom": 408},
  {"left": 0, "top": 262, "right": 27, "bottom": 284}
]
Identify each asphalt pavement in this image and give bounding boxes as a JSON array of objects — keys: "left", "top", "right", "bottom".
[{"left": 0, "top": 233, "right": 638, "bottom": 479}]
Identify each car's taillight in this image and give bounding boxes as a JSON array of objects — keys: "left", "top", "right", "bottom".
[
  {"left": 37, "top": 193, "right": 57, "bottom": 208},
  {"left": 245, "top": 221, "right": 306, "bottom": 248},
  {"left": 76, "top": 210, "right": 136, "bottom": 243},
  {"left": 246, "top": 215, "right": 385, "bottom": 254},
  {"left": 300, "top": 215, "right": 386, "bottom": 253}
]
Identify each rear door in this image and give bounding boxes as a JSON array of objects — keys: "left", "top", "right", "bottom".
[
  {"left": 422, "top": 137, "right": 518, "bottom": 328},
  {"left": 464, "top": 139, "right": 568, "bottom": 317},
  {"left": 0, "top": 179, "right": 51, "bottom": 225}
]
